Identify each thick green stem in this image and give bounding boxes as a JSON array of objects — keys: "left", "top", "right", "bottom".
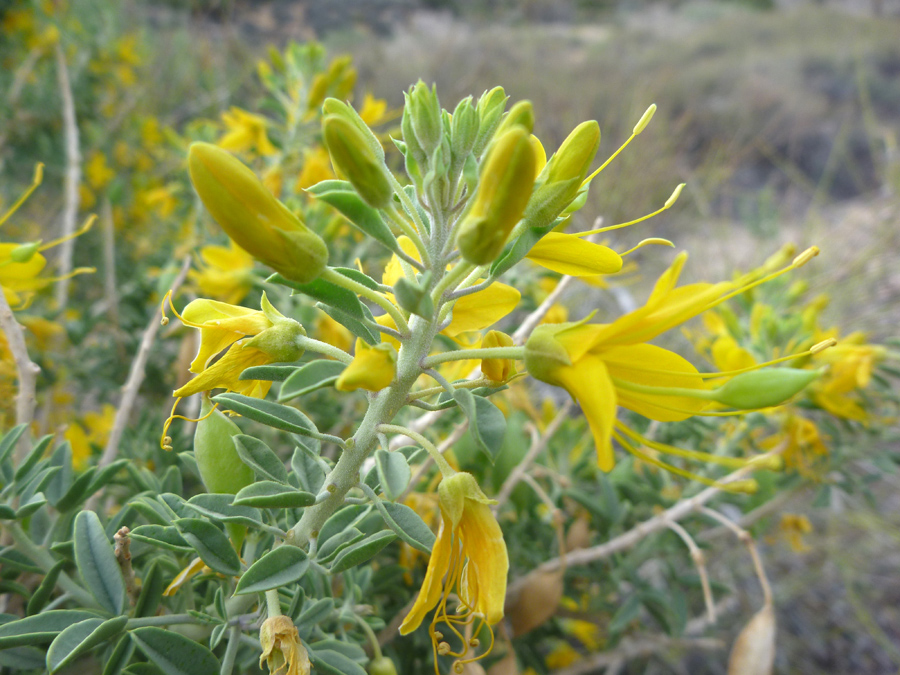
[{"left": 295, "top": 335, "right": 353, "bottom": 364}]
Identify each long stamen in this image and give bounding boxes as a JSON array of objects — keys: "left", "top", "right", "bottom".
[
  {"left": 616, "top": 422, "right": 781, "bottom": 471},
  {"left": 579, "top": 104, "right": 657, "bottom": 190},
  {"left": 619, "top": 238, "right": 675, "bottom": 256},
  {"left": 38, "top": 215, "right": 96, "bottom": 251},
  {"left": 613, "top": 430, "right": 758, "bottom": 493},
  {"left": 577, "top": 184, "right": 684, "bottom": 237},
  {"left": 0, "top": 163, "right": 43, "bottom": 228},
  {"left": 160, "top": 398, "right": 182, "bottom": 450},
  {"left": 160, "top": 289, "right": 204, "bottom": 329}
]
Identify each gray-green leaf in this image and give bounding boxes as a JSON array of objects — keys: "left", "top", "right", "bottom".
[
  {"left": 74, "top": 511, "right": 125, "bottom": 615},
  {"left": 234, "top": 547, "right": 309, "bottom": 595},
  {"left": 174, "top": 519, "right": 241, "bottom": 576},
  {"left": 130, "top": 627, "right": 219, "bottom": 675}
]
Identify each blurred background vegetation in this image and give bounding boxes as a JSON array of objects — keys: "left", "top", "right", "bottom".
[{"left": 2, "top": 0, "right": 899, "bottom": 672}]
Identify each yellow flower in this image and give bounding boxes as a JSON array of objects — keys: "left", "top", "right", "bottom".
[
  {"left": 400, "top": 472, "right": 508, "bottom": 671},
  {"left": 169, "top": 293, "right": 305, "bottom": 401},
  {"left": 525, "top": 249, "right": 818, "bottom": 473},
  {"left": 359, "top": 93, "right": 389, "bottom": 126},
  {"left": 810, "top": 331, "right": 885, "bottom": 422},
  {"left": 85, "top": 152, "right": 115, "bottom": 191},
  {"left": 259, "top": 615, "right": 310, "bottom": 675},
  {"left": 544, "top": 642, "right": 580, "bottom": 669},
  {"left": 140, "top": 185, "right": 178, "bottom": 219},
  {"left": 314, "top": 313, "right": 353, "bottom": 355},
  {"left": 294, "top": 147, "right": 336, "bottom": 192},
  {"left": 765, "top": 413, "right": 829, "bottom": 478},
  {"left": 335, "top": 339, "right": 397, "bottom": 392},
  {"left": 189, "top": 241, "right": 255, "bottom": 305},
  {"left": 218, "top": 107, "right": 277, "bottom": 156},
  {"left": 480, "top": 330, "right": 516, "bottom": 383},
  {"left": 525, "top": 232, "right": 622, "bottom": 277}
]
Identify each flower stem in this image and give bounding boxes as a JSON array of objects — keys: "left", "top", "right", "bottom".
[
  {"left": 377, "top": 423, "right": 455, "bottom": 478},
  {"left": 321, "top": 267, "right": 410, "bottom": 335},
  {"left": 422, "top": 346, "right": 524, "bottom": 368}
]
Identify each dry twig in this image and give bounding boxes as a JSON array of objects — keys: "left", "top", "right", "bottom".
[{"left": 0, "top": 290, "right": 40, "bottom": 463}]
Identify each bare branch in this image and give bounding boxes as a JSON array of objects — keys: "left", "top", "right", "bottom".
[{"left": 0, "top": 290, "right": 41, "bottom": 463}]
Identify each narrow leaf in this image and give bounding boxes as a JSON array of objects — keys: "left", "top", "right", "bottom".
[
  {"left": 74, "top": 511, "right": 125, "bottom": 615},
  {"left": 234, "top": 547, "right": 309, "bottom": 595},
  {"left": 174, "top": 519, "right": 241, "bottom": 576},
  {"left": 130, "top": 627, "right": 219, "bottom": 675}
]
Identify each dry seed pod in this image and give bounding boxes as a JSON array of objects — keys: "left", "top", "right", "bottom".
[
  {"left": 565, "top": 512, "right": 591, "bottom": 552},
  {"left": 504, "top": 567, "right": 565, "bottom": 637},
  {"left": 487, "top": 650, "right": 519, "bottom": 675},
  {"left": 727, "top": 604, "right": 776, "bottom": 675}
]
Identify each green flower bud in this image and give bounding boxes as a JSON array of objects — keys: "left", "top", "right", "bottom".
[
  {"left": 456, "top": 126, "right": 536, "bottom": 264},
  {"left": 523, "top": 121, "right": 600, "bottom": 229},
  {"left": 394, "top": 273, "right": 435, "bottom": 318},
  {"left": 322, "top": 97, "right": 384, "bottom": 160},
  {"left": 194, "top": 396, "right": 255, "bottom": 496},
  {"left": 10, "top": 241, "right": 41, "bottom": 264},
  {"left": 710, "top": 368, "right": 822, "bottom": 409},
  {"left": 474, "top": 86, "right": 509, "bottom": 156},
  {"left": 450, "top": 97, "right": 479, "bottom": 165},
  {"left": 496, "top": 100, "right": 535, "bottom": 137},
  {"left": 368, "top": 656, "right": 398, "bottom": 675},
  {"left": 408, "top": 81, "right": 443, "bottom": 156},
  {"left": 323, "top": 115, "right": 393, "bottom": 209},
  {"left": 188, "top": 143, "right": 328, "bottom": 284}
]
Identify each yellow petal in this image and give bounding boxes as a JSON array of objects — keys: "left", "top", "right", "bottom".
[
  {"left": 174, "top": 344, "right": 272, "bottom": 398},
  {"left": 459, "top": 499, "right": 509, "bottom": 625},
  {"left": 443, "top": 282, "right": 520, "bottom": 337},
  {"left": 526, "top": 232, "right": 622, "bottom": 277},
  {"left": 399, "top": 516, "right": 454, "bottom": 635},
  {"left": 602, "top": 344, "right": 709, "bottom": 421},
  {"left": 552, "top": 357, "right": 617, "bottom": 471}
]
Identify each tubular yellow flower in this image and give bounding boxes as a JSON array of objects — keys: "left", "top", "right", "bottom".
[
  {"left": 334, "top": 339, "right": 397, "bottom": 392},
  {"left": 259, "top": 615, "right": 310, "bottom": 675},
  {"left": 189, "top": 241, "right": 255, "bottom": 305},
  {"left": 400, "top": 472, "right": 508, "bottom": 673},
  {"left": 457, "top": 126, "right": 537, "bottom": 265},
  {"left": 188, "top": 142, "right": 328, "bottom": 284}
]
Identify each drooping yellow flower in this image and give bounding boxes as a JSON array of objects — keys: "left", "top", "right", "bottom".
[
  {"left": 810, "top": 331, "right": 885, "bottom": 422},
  {"left": 218, "top": 107, "right": 277, "bottom": 157},
  {"left": 778, "top": 513, "right": 812, "bottom": 553},
  {"left": 168, "top": 293, "right": 305, "bottom": 401},
  {"left": 400, "top": 472, "right": 508, "bottom": 672},
  {"left": 189, "top": 241, "right": 255, "bottom": 305},
  {"left": 259, "top": 615, "right": 310, "bottom": 675}
]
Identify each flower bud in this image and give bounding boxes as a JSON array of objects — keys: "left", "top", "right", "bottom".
[
  {"left": 368, "top": 656, "right": 398, "bottom": 675},
  {"left": 495, "top": 100, "right": 535, "bottom": 137},
  {"left": 408, "top": 81, "right": 444, "bottom": 156},
  {"left": 335, "top": 340, "right": 397, "bottom": 392},
  {"left": 545, "top": 120, "right": 600, "bottom": 185},
  {"left": 188, "top": 143, "right": 328, "bottom": 284},
  {"left": 394, "top": 274, "right": 435, "bottom": 318},
  {"left": 323, "top": 115, "right": 393, "bottom": 209},
  {"left": 474, "top": 86, "right": 509, "bottom": 156},
  {"left": 456, "top": 127, "right": 536, "bottom": 264},
  {"left": 259, "top": 615, "right": 310, "bottom": 675},
  {"left": 481, "top": 330, "right": 516, "bottom": 382},
  {"left": 321, "top": 98, "right": 384, "bottom": 159},
  {"left": 710, "top": 368, "right": 821, "bottom": 409},
  {"left": 193, "top": 396, "right": 255, "bottom": 496},
  {"left": 450, "top": 97, "right": 479, "bottom": 164}
]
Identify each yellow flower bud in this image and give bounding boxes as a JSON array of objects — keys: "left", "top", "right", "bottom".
[
  {"left": 322, "top": 115, "right": 393, "bottom": 209},
  {"left": 545, "top": 120, "right": 600, "bottom": 185},
  {"left": 457, "top": 126, "right": 537, "bottom": 264},
  {"left": 481, "top": 330, "right": 516, "bottom": 382},
  {"left": 335, "top": 340, "right": 397, "bottom": 392},
  {"left": 495, "top": 100, "right": 535, "bottom": 137},
  {"left": 188, "top": 143, "right": 328, "bottom": 284},
  {"left": 710, "top": 368, "right": 821, "bottom": 409}
]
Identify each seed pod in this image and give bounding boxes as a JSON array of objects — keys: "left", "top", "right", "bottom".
[
  {"left": 504, "top": 567, "right": 565, "bottom": 637},
  {"left": 188, "top": 143, "right": 328, "bottom": 283},
  {"left": 194, "top": 397, "right": 254, "bottom": 496},
  {"left": 727, "top": 604, "right": 776, "bottom": 675},
  {"left": 456, "top": 127, "right": 536, "bottom": 265},
  {"left": 323, "top": 115, "right": 393, "bottom": 209},
  {"left": 710, "top": 368, "right": 821, "bottom": 409},
  {"left": 368, "top": 656, "right": 398, "bottom": 675}
]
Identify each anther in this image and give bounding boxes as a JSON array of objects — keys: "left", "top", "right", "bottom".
[
  {"left": 453, "top": 662, "right": 465, "bottom": 674},
  {"left": 811, "top": 338, "right": 837, "bottom": 354},
  {"left": 160, "top": 316, "right": 169, "bottom": 326},
  {"left": 437, "top": 642, "right": 451, "bottom": 656},
  {"left": 792, "top": 246, "right": 820, "bottom": 267},
  {"left": 433, "top": 631, "right": 444, "bottom": 641},
  {"left": 468, "top": 638, "right": 480, "bottom": 648}
]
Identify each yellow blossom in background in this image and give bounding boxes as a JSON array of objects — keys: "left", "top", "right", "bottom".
[
  {"left": 295, "top": 147, "right": 335, "bottom": 192},
  {"left": 86, "top": 152, "right": 115, "bottom": 191},
  {"left": 778, "top": 513, "right": 813, "bottom": 553},
  {"left": 218, "top": 107, "right": 277, "bottom": 157},
  {"left": 64, "top": 404, "right": 115, "bottom": 471},
  {"left": 140, "top": 117, "right": 164, "bottom": 150},
  {"left": 765, "top": 413, "right": 829, "bottom": 477},
  {"left": 810, "top": 330, "right": 886, "bottom": 422},
  {"left": 189, "top": 242, "right": 255, "bottom": 305},
  {"left": 540, "top": 303, "right": 568, "bottom": 325},
  {"left": 358, "top": 93, "right": 389, "bottom": 126},
  {"left": 545, "top": 642, "right": 580, "bottom": 669},
  {"left": 140, "top": 184, "right": 178, "bottom": 219}
]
